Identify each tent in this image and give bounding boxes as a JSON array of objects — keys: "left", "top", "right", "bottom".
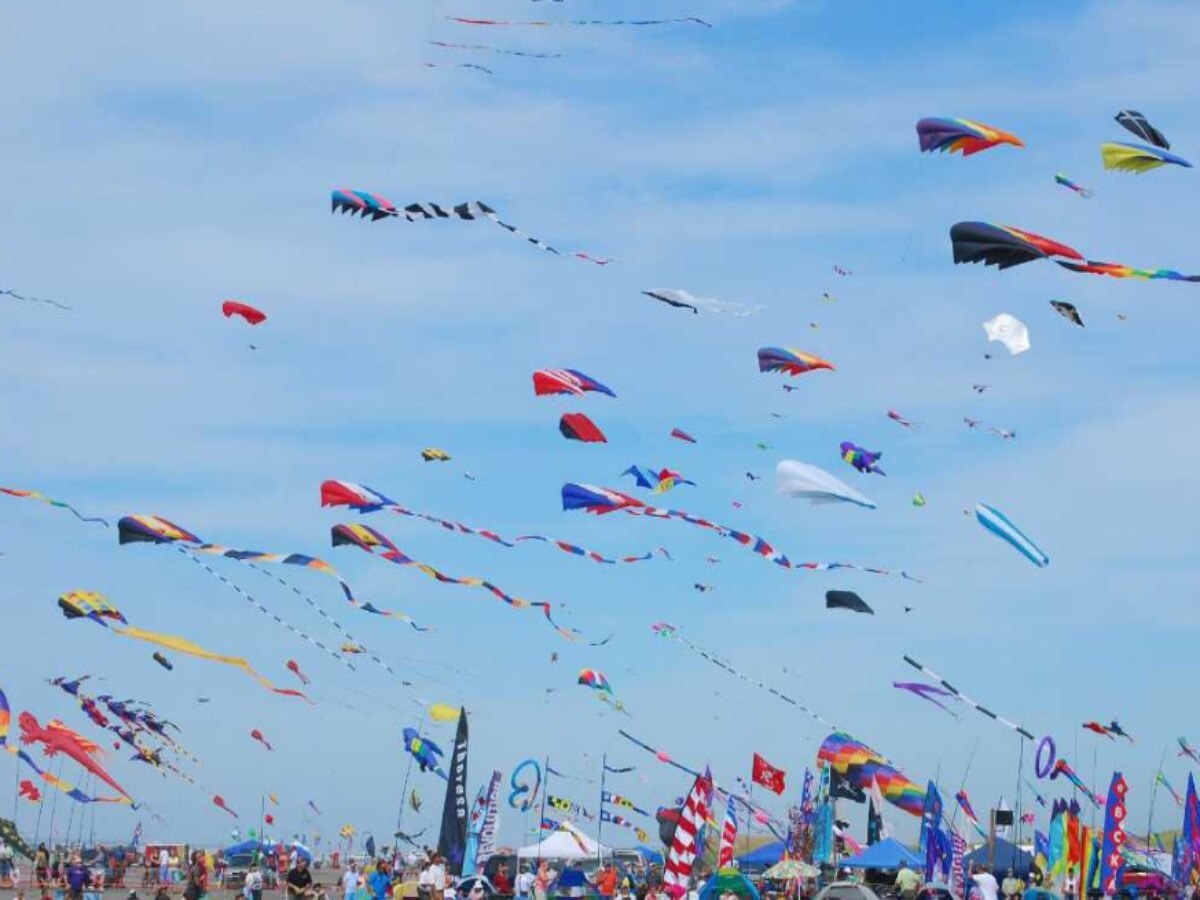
[
  {"left": 635, "top": 846, "right": 663, "bottom": 865},
  {"left": 838, "top": 838, "right": 922, "bottom": 870},
  {"left": 517, "top": 825, "right": 612, "bottom": 862},
  {"left": 736, "top": 841, "right": 785, "bottom": 867},
  {"left": 700, "top": 869, "right": 762, "bottom": 900},
  {"left": 222, "top": 840, "right": 273, "bottom": 859},
  {"left": 963, "top": 837, "right": 1033, "bottom": 876}
]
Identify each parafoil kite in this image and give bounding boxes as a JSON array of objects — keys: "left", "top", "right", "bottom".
[
  {"left": 642, "top": 289, "right": 763, "bottom": 317},
  {"left": 982, "top": 313, "right": 1031, "bottom": 355},
  {"left": 152, "top": 652, "right": 173, "bottom": 671},
  {"left": 916, "top": 118, "right": 1024, "bottom": 156},
  {"left": 1101, "top": 141, "right": 1191, "bottom": 173},
  {"left": 421, "top": 448, "right": 451, "bottom": 462},
  {"left": 221, "top": 301, "right": 267, "bottom": 325},
  {"left": 825, "top": 591, "right": 873, "bottom": 615},
  {"left": 840, "top": 442, "right": 885, "bottom": 476},
  {"left": 757, "top": 347, "right": 834, "bottom": 377},
  {"left": 817, "top": 733, "right": 925, "bottom": 817},
  {"left": 1050, "top": 301, "right": 1084, "bottom": 326},
  {"left": 776, "top": 460, "right": 875, "bottom": 509},
  {"left": 670, "top": 427, "right": 697, "bottom": 444},
  {"left": 1115, "top": 110, "right": 1170, "bottom": 148},
  {"left": 559, "top": 413, "right": 607, "bottom": 443},
  {"left": 286, "top": 660, "right": 310, "bottom": 685},
  {"left": 250, "top": 729, "right": 274, "bottom": 751},
  {"left": 332, "top": 190, "right": 612, "bottom": 264},
  {"left": 533, "top": 368, "right": 616, "bottom": 398},
  {"left": 1, "top": 487, "right": 108, "bottom": 527},
  {"left": 402, "top": 727, "right": 447, "bottom": 779},
  {"left": 974, "top": 503, "right": 1048, "bottom": 567},
  {"left": 577, "top": 669, "right": 612, "bottom": 694},
  {"left": 1054, "top": 173, "right": 1093, "bottom": 198}
]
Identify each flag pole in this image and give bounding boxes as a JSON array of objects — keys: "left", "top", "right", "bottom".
[
  {"left": 597, "top": 753, "right": 607, "bottom": 866},
  {"left": 537, "top": 756, "right": 550, "bottom": 866},
  {"left": 1146, "top": 746, "right": 1167, "bottom": 849}
]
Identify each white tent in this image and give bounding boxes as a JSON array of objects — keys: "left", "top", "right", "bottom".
[{"left": 516, "top": 822, "right": 613, "bottom": 861}]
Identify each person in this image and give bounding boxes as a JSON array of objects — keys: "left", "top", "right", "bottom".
[
  {"left": 971, "top": 866, "right": 1000, "bottom": 900},
  {"left": 533, "top": 863, "right": 554, "bottom": 900},
  {"left": 896, "top": 863, "right": 922, "bottom": 900},
  {"left": 1001, "top": 870, "right": 1023, "bottom": 900},
  {"left": 245, "top": 866, "right": 265, "bottom": 900},
  {"left": 427, "top": 857, "right": 447, "bottom": 900},
  {"left": 154, "top": 885, "right": 172, "bottom": 900},
  {"left": 159, "top": 850, "right": 170, "bottom": 887},
  {"left": 287, "top": 857, "right": 319, "bottom": 900},
  {"left": 419, "top": 863, "right": 435, "bottom": 900},
  {"left": 183, "top": 852, "right": 207, "bottom": 900},
  {"left": 35, "top": 844, "right": 50, "bottom": 891},
  {"left": 343, "top": 861, "right": 361, "bottom": 900},
  {"left": 64, "top": 854, "right": 91, "bottom": 900},
  {"left": 515, "top": 867, "right": 534, "bottom": 900},
  {"left": 614, "top": 879, "right": 634, "bottom": 900},
  {"left": 468, "top": 881, "right": 487, "bottom": 900},
  {"left": 593, "top": 863, "right": 618, "bottom": 900},
  {"left": 1064, "top": 867, "right": 1078, "bottom": 898}
]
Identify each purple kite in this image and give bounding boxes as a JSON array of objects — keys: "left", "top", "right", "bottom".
[{"left": 893, "top": 681, "right": 959, "bottom": 717}]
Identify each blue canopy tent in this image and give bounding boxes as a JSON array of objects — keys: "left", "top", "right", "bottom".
[
  {"left": 736, "top": 841, "right": 785, "bottom": 867},
  {"left": 963, "top": 838, "right": 1032, "bottom": 876},
  {"left": 839, "top": 838, "right": 922, "bottom": 870},
  {"left": 635, "top": 846, "right": 663, "bottom": 865},
  {"left": 222, "top": 841, "right": 273, "bottom": 859}
]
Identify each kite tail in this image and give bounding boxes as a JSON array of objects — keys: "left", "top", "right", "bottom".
[
  {"left": 0, "top": 488, "right": 108, "bottom": 527},
  {"left": 476, "top": 203, "right": 613, "bottom": 265}
]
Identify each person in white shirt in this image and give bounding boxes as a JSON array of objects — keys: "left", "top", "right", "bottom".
[
  {"left": 427, "top": 859, "right": 447, "bottom": 900},
  {"left": 342, "top": 862, "right": 360, "bottom": 900},
  {"left": 516, "top": 867, "right": 535, "bottom": 900},
  {"left": 158, "top": 850, "right": 170, "bottom": 886},
  {"left": 244, "top": 867, "right": 265, "bottom": 900},
  {"left": 971, "top": 866, "right": 1000, "bottom": 900}
]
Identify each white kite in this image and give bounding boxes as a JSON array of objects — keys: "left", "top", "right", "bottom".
[
  {"left": 982, "top": 313, "right": 1030, "bottom": 355},
  {"left": 775, "top": 460, "right": 876, "bottom": 509},
  {"left": 642, "top": 288, "right": 764, "bottom": 317}
]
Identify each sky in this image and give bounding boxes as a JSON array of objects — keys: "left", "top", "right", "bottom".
[{"left": 3, "top": 0, "right": 1200, "bottom": 855}]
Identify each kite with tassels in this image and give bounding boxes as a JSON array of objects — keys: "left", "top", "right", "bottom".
[
  {"left": 1, "top": 287, "right": 71, "bottom": 311},
  {"left": 1, "top": 487, "right": 109, "bottom": 526},
  {"left": 58, "top": 590, "right": 311, "bottom": 702},
  {"left": 893, "top": 682, "right": 959, "bottom": 718},
  {"left": 447, "top": 15, "right": 711, "bottom": 28},
  {"left": 901, "top": 655, "right": 1033, "bottom": 739},
  {"left": 321, "top": 480, "right": 656, "bottom": 565},
  {"left": 1050, "top": 759, "right": 1103, "bottom": 806},
  {"left": 331, "top": 523, "right": 609, "bottom": 645},
  {"left": 429, "top": 41, "right": 562, "bottom": 59},
  {"left": 332, "top": 190, "right": 612, "bottom": 265},
  {"left": 561, "top": 483, "right": 919, "bottom": 580}
]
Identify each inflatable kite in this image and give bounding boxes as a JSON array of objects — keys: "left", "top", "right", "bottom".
[
  {"left": 212, "top": 795, "right": 239, "bottom": 818},
  {"left": 577, "top": 669, "right": 612, "bottom": 694},
  {"left": 670, "top": 427, "right": 697, "bottom": 443},
  {"left": 826, "top": 591, "right": 873, "bottom": 614},
  {"left": 817, "top": 733, "right": 925, "bottom": 816},
  {"left": 975, "top": 503, "right": 1048, "bottom": 567},
  {"left": 19, "top": 713, "right": 132, "bottom": 800},
  {"left": 1108, "top": 721, "right": 1134, "bottom": 743},
  {"left": 533, "top": 368, "right": 616, "bottom": 398},
  {"left": 1115, "top": 110, "right": 1170, "bottom": 148},
  {"left": 402, "top": 727, "right": 447, "bottom": 779},
  {"left": 887, "top": 411, "right": 918, "bottom": 429},
  {"left": 916, "top": 118, "right": 1024, "bottom": 156},
  {"left": 286, "top": 660, "right": 310, "bottom": 685},
  {"left": 840, "top": 442, "right": 885, "bottom": 476},
  {"left": 221, "top": 301, "right": 267, "bottom": 325},
  {"left": 332, "top": 190, "right": 612, "bottom": 264},
  {"left": 151, "top": 652, "right": 173, "bottom": 671},
  {"left": 1101, "top": 141, "right": 1191, "bottom": 173},
  {"left": 18, "top": 780, "right": 41, "bottom": 803},
  {"left": 559, "top": 413, "right": 607, "bottom": 443},
  {"left": 982, "top": 313, "right": 1031, "bottom": 355},
  {"left": 776, "top": 460, "right": 876, "bottom": 509},
  {"left": 1054, "top": 173, "right": 1093, "bottom": 198},
  {"left": 757, "top": 347, "right": 834, "bottom": 377},
  {"left": 1083, "top": 722, "right": 1114, "bottom": 740},
  {"left": 250, "top": 729, "right": 274, "bottom": 751},
  {"left": 1050, "top": 301, "right": 1084, "bottom": 326}
]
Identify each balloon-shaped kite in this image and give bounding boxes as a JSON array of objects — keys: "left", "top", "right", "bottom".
[
  {"left": 286, "top": 660, "right": 310, "bottom": 685},
  {"left": 402, "top": 727, "right": 447, "bottom": 779},
  {"left": 840, "top": 442, "right": 885, "bottom": 476},
  {"left": 250, "top": 729, "right": 274, "bottom": 752},
  {"left": 974, "top": 503, "right": 1048, "bottom": 567},
  {"left": 213, "top": 795, "right": 239, "bottom": 817}
]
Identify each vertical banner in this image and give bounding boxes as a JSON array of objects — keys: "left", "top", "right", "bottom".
[
  {"left": 437, "top": 708, "right": 469, "bottom": 874},
  {"left": 1099, "top": 773, "right": 1128, "bottom": 895}
]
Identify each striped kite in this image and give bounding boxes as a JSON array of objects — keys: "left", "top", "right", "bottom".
[
  {"left": 533, "top": 368, "right": 616, "bottom": 398},
  {"left": 974, "top": 503, "right": 1049, "bottom": 567}
]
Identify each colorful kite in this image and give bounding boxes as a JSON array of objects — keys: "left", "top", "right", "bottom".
[
  {"left": 332, "top": 191, "right": 612, "bottom": 264},
  {"left": 577, "top": 669, "right": 612, "bottom": 694},
  {"left": 1156, "top": 771, "right": 1184, "bottom": 806},
  {"left": 893, "top": 682, "right": 959, "bottom": 717},
  {"left": 1179, "top": 737, "right": 1199, "bottom": 762},
  {"left": 429, "top": 40, "right": 562, "bottom": 59},
  {"left": 916, "top": 118, "right": 1024, "bottom": 156},
  {"left": 1054, "top": 174, "right": 1093, "bottom": 198},
  {"left": 286, "top": 660, "right": 310, "bottom": 685},
  {"left": 447, "top": 16, "right": 711, "bottom": 28},
  {"left": 559, "top": 413, "right": 607, "bottom": 443},
  {"left": 776, "top": 460, "right": 876, "bottom": 509},
  {"left": 221, "top": 301, "right": 267, "bottom": 325},
  {"left": 975, "top": 503, "right": 1049, "bottom": 567},
  {"left": 58, "top": 590, "right": 311, "bottom": 702},
  {"left": 1101, "top": 141, "right": 1191, "bottom": 173},
  {"left": 817, "top": 733, "right": 925, "bottom": 816},
  {"left": 1050, "top": 301, "right": 1084, "bottom": 326},
  {"left": 670, "top": 428, "right": 697, "bottom": 444},
  {"left": 1050, "top": 759, "right": 1103, "bottom": 806},
  {"left": 331, "top": 523, "right": 610, "bottom": 644},
  {"left": 1, "top": 487, "right": 109, "bottom": 526},
  {"left": 642, "top": 289, "right": 763, "bottom": 317},
  {"left": 321, "top": 480, "right": 654, "bottom": 565},
  {"left": 532, "top": 368, "right": 616, "bottom": 398},
  {"left": 250, "top": 729, "right": 273, "bottom": 752},
  {"left": 421, "top": 448, "right": 451, "bottom": 462},
  {"left": 18, "top": 713, "right": 132, "bottom": 800},
  {"left": 622, "top": 465, "right": 694, "bottom": 494},
  {"left": 1115, "top": 110, "right": 1170, "bottom": 149},
  {"left": 402, "top": 727, "right": 447, "bottom": 779},
  {"left": 901, "top": 656, "right": 1034, "bottom": 740},
  {"left": 983, "top": 314, "right": 1031, "bottom": 355},
  {"left": 757, "top": 347, "right": 834, "bottom": 377},
  {"left": 1083, "top": 722, "right": 1114, "bottom": 740},
  {"left": 840, "top": 442, "right": 885, "bottom": 476},
  {"left": 955, "top": 790, "right": 979, "bottom": 824},
  {"left": 212, "top": 795, "right": 239, "bottom": 818}
]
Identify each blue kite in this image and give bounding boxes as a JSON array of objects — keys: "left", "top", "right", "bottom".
[{"left": 402, "top": 727, "right": 448, "bottom": 780}]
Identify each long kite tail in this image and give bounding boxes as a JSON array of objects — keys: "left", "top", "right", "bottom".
[
  {"left": 447, "top": 16, "right": 712, "bottom": 28},
  {"left": 0, "top": 289, "right": 72, "bottom": 311},
  {"left": 1, "top": 488, "right": 109, "bottom": 526}
]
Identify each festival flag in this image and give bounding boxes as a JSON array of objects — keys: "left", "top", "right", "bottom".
[
  {"left": 922, "top": 782, "right": 950, "bottom": 882},
  {"left": 752, "top": 753, "right": 787, "bottom": 795},
  {"left": 1099, "top": 774, "right": 1129, "bottom": 896},
  {"left": 663, "top": 770, "right": 712, "bottom": 897},
  {"left": 1035, "top": 830, "right": 1050, "bottom": 874},
  {"left": 462, "top": 769, "right": 501, "bottom": 877},
  {"left": 717, "top": 794, "right": 738, "bottom": 868},
  {"left": 437, "top": 708, "right": 469, "bottom": 874},
  {"left": 950, "top": 831, "right": 967, "bottom": 900}
]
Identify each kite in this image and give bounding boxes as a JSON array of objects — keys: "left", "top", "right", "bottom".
[
  {"left": 887, "top": 411, "right": 919, "bottom": 429},
  {"left": 118, "top": 513, "right": 426, "bottom": 640},
  {"left": 913, "top": 493, "right": 926, "bottom": 507},
  {"left": 426, "top": 703, "right": 459, "bottom": 722},
  {"left": 916, "top": 118, "right": 1024, "bottom": 156},
  {"left": 264, "top": 813, "right": 275, "bottom": 825},
  {"left": 833, "top": 266, "right": 852, "bottom": 276},
  {"left": 642, "top": 289, "right": 763, "bottom": 317},
  {"left": 670, "top": 428, "right": 697, "bottom": 443},
  {"left": 212, "top": 795, "right": 239, "bottom": 818},
  {"left": 221, "top": 301, "right": 267, "bottom": 325},
  {"left": 1156, "top": 772, "right": 1184, "bottom": 806},
  {"left": 983, "top": 314, "right": 1031, "bottom": 355},
  {"left": 1049, "top": 760, "right": 1103, "bottom": 806},
  {"left": 447, "top": 16, "right": 711, "bottom": 28},
  {"left": 693, "top": 583, "right": 714, "bottom": 593},
  {"left": 825, "top": 591, "right": 873, "bottom": 615},
  {"left": 1050, "top": 301, "right": 1084, "bottom": 326},
  {"left": 309, "top": 800, "right": 322, "bottom": 815},
  {"left": 332, "top": 191, "right": 613, "bottom": 264},
  {"left": 1054, "top": 174, "right": 1093, "bottom": 199},
  {"left": 1083, "top": 722, "right": 1114, "bottom": 740},
  {"left": 975, "top": 503, "right": 1049, "bottom": 567},
  {"left": 410, "top": 789, "right": 422, "bottom": 813},
  {"left": 652, "top": 623, "right": 835, "bottom": 728},
  {"left": 1114, "top": 110, "right": 1170, "bottom": 149},
  {"left": 577, "top": 669, "right": 612, "bottom": 694},
  {"left": 429, "top": 40, "right": 562, "bottom": 59},
  {"left": 1, "top": 287, "right": 71, "bottom": 311},
  {"left": 1, "top": 487, "right": 109, "bottom": 526},
  {"left": 509, "top": 759, "right": 542, "bottom": 811},
  {"left": 1178, "top": 737, "right": 1199, "bottom": 762},
  {"left": 951, "top": 221, "right": 1200, "bottom": 282},
  {"left": 817, "top": 733, "right": 925, "bottom": 817},
  {"left": 402, "top": 727, "right": 447, "bottom": 779},
  {"left": 331, "top": 523, "right": 610, "bottom": 645},
  {"left": 421, "top": 448, "right": 451, "bottom": 462},
  {"left": 59, "top": 590, "right": 311, "bottom": 702},
  {"left": 532, "top": 368, "right": 616, "bottom": 398},
  {"left": 776, "top": 460, "right": 876, "bottom": 509},
  {"left": 1101, "top": 141, "right": 1191, "bottom": 173},
  {"left": 286, "top": 660, "right": 310, "bottom": 686},
  {"left": 1108, "top": 721, "right": 1134, "bottom": 743},
  {"left": 18, "top": 780, "right": 41, "bottom": 803},
  {"left": 424, "top": 62, "right": 493, "bottom": 75},
  {"left": 757, "top": 347, "right": 834, "bottom": 377},
  {"left": 622, "top": 465, "right": 694, "bottom": 494},
  {"left": 955, "top": 790, "right": 979, "bottom": 824},
  {"left": 321, "top": 480, "right": 655, "bottom": 565},
  {"left": 152, "top": 652, "right": 173, "bottom": 671},
  {"left": 893, "top": 682, "right": 959, "bottom": 717},
  {"left": 250, "top": 729, "right": 274, "bottom": 752},
  {"left": 559, "top": 413, "right": 607, "bottom": 443},
  {"left": 840, "top": 442, "right": 885, "bottom": 476},
  {"left": 901, "top": 656, "right": 1034, "bottom": 740},
  {"left": 19, "top": 713, "right": 132, "bottom": 800}
]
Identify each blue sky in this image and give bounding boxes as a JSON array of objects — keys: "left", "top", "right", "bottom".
[{"left": 3, "top": 0, "right": 1200, "bottom": 853}]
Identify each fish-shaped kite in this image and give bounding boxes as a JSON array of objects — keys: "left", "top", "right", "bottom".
[
  {"left": 213, "top": 795, "right": 239, "bottom": 817},
  {"left": 250, "top": 729, "right": 274, "bottom": 752},
  {"left": 840, "top": 442, "right": 885, "bottom": 476},
  {"left": 286, "top": 660, "right": 310, "bottom": 685}
]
